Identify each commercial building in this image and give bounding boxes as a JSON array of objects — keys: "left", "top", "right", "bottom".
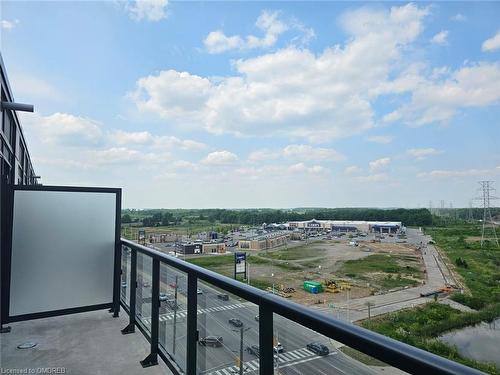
[
  {"left": 238, "top": 231, "right": 290, "bottom": 251},
  {"left": 202, "top": 242, "right": 226, "bottom": 254},
  {"left": 176, "top": 242, "right": 203, "bottom": 255},
  {"left": 287, "top": 219, "right": 402, "bottom": 233}
]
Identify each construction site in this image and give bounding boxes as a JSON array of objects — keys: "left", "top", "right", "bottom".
[{"left": 245, "top": 237, "right": 428, "bottom": 307}]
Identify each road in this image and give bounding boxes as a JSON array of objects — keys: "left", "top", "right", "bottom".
[{"left": 120, "top": 250, "right": 377, "bottom": 375}]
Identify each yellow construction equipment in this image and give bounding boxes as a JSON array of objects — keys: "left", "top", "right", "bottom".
[
  {"left": 323, "top": 279, "right": 352, "bottom": 293},
  {"left": 323, "top": 279, "right": 340, "bottom": 293}
]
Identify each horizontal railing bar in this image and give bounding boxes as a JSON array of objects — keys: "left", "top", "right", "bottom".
[{"left": 121, "top": 239, "right": 484, "bottom": 375}]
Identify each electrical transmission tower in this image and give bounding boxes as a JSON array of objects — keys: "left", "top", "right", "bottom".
[{"left": 475, "top": 181, "right": 499, "bottom": 248}]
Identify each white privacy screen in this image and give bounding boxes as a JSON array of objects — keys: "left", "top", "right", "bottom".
[{"left": 10, "top": 190, "right": 117, "bottom": 316}]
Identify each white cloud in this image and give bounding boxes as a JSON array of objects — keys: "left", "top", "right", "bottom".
[
  {"left": 1, "top": 19, "right": 19, "bottom": 30},
  {"left": 133, "top": 3, "right": 431, "bottom": 142},
  {"left": 366, "top": 135, "right": 393, "bottom": 144},
  {"left": 248, "top": 149, "right": 281, "bottom": 162},
  {"left": 357, "top": 173, "right": 388, "bottom": 182},
  {"left": 152, "top": 135, "right": 207, "bottom": 151},
  {"left": 90, "top": 147, "right": 144, "bottom": 164},
  {"left": 125, "top": 0, "right": 168, "bottom": 22},
  {"left": 344, "top": 165, "right": 362, "bottom": 175},
  {"left": 282, "top": 144, "right": 344, "bottom": 161},
  {"left": 482, "top": 31, "right": 500, "bottom": 52},
  {"left": 22, "top": 112, "right": 102, "bottom": 144},
  {"left": 417, "top": 167, "right": 500, "bottom": 179},
  {"left": 248, "top": 144, "right": 343, "bottom": 162},
  {"left": 202, "top": 150, "right": 239, "bottom": 165},
  {"left": 204, "top": 10, "right": 288, "bottom": 54},
  {"left": 204, "top": 32, "right": 244, "bottom": 54},
  {"left": 369, "top": 157, "right": 391, "bottom": 172},
  {"left": 384, "top": 62, "right": 500, "bottom": 126},
  {"left": 431, "top": 30, "right": 448, "bottom": 45},
  {"left": 87, "top": 147, "right": 170, "bottom": 165},
  {"left": 288, "top": 163, "right": 326, "bottom": 174},
  {"left": 130, "top": 70, "right": 211, "bottom": 123},
  {"left": 407, "top": 148, "right": 443, "bottom": 160},
  {"left": 451, "top": 14, "right": 466, "bottom": 22},
  {"left": 112, "top": 130, "right": 153, "bottom": 145}
]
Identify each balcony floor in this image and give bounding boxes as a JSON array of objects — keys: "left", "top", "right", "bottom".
[{"left": 0, "top": 309, "right": 172, "bottom": 375}]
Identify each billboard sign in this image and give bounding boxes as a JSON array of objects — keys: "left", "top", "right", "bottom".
[{"left": 234, "top": 252, "right": 247, "bottom": 278}]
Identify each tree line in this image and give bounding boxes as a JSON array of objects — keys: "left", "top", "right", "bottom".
[{"left": 122, "top": 207, "right": 434, "bottom": 227}]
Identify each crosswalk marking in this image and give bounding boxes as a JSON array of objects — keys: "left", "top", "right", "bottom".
[
  {"left": 205, "top": 347, "right": 336, "bottom": 375},
  {"left": 142, "top": 303, "right": 247, "bottom": 325},
  {"left": 286, "top": 351, "right": 300, "bottom": 360}
]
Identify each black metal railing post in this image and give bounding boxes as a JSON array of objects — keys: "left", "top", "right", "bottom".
[
  {"left": 121, "top": 247, "right": 137, "bottom": 334},
  {"left": 186, "top": 273, "right": 198, "bottom": 375},
  {"left": 259, "top": 303, "right": 273, "bottom": 375},
  {"left": 140, "top": 257, "right": 159, "bottom": 368}
]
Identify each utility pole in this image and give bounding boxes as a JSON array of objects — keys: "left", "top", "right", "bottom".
[
  {"left": 365, "top": 301, "right": 375, "bottom": 320},
  {"left": 475, "top": 181, "right": 499, "bottom": 248},
  {"left": 234, "top": 327, "right": 250, "bottom": 375}
]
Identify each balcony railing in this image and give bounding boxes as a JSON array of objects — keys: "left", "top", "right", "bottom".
[{"left": 120, "top": 238, "right": 483, "bottom": 375}]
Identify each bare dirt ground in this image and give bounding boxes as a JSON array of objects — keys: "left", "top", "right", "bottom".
[{"left": 247, "top": 239, "right": 425, "bottom": 307}]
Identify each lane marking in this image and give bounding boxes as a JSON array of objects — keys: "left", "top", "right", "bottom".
[
  {"left": 206, "top": 348, "right": 337, "bottom": 375},
  {"left": 143, "top": 303, "right": 247, "bottom": 325}
]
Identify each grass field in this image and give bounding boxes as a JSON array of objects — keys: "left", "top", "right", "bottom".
[
  {"left": 425, "top": 224, "right": 500, "bottom": 309},
  {"left": 339, "top": 254, "right": 420, "bottom": 275},
  {"left": 360, "top": 223, "right": 500, "bottom": 374},
  {"left": 337, "top": 253, "right": 422, "bottom": 290},
  {"left": 362, "top": 302, "right": 500, "bottom": 374}
]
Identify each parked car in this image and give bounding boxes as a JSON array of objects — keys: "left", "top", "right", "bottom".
[
  {"left": 254, "top": 315, "right": 259, "bottom": 322},
  {"left": 274, "top": 342, "right": 284, "bottom": 353},
  {"left": 197, "top": 288, "right": 203, "bottom": 295},
  {"left": 217, "top": 294, "right": 229, "bottom": 301},
  {"left": 246, "top": 345, "right": 259, "bottom": 357},
  {"left": 229, "top": 318, "right": 243, "bottom": 327},
  {"left": 306, "top": 342, "right": 329, "bottom": 356},
  {"left": 159, "top": 292, "right": 168, "bottom": 302},
  {"left": 199, "top": 336, "right": 223, "bottom": 347},
  {"left": 121, "top": 281, "right": 127, "bottom": 288}
]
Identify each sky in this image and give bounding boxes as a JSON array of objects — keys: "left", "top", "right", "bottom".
[{"left": 1, "top": 1, "right": 499, "bottom": 209}]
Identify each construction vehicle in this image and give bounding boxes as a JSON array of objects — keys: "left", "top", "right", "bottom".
[
  {"left": 323, "top": 279, "right": 352, "bottom": 293},
  {"left": 323, "top": 279, "right": 340, "bottom": 293}
]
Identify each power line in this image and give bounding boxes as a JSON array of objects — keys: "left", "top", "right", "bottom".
[{"left": 475, "top": 181, "right": 499, "bottom": 248}]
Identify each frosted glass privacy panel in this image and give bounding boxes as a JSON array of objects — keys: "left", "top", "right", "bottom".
[{"left": 9, "top": 190, "right": 117, "bottom": 316}]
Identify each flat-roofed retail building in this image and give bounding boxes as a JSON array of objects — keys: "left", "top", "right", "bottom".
[{"left": 238, "top": 231, "right": 290, "bottom": 251}]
